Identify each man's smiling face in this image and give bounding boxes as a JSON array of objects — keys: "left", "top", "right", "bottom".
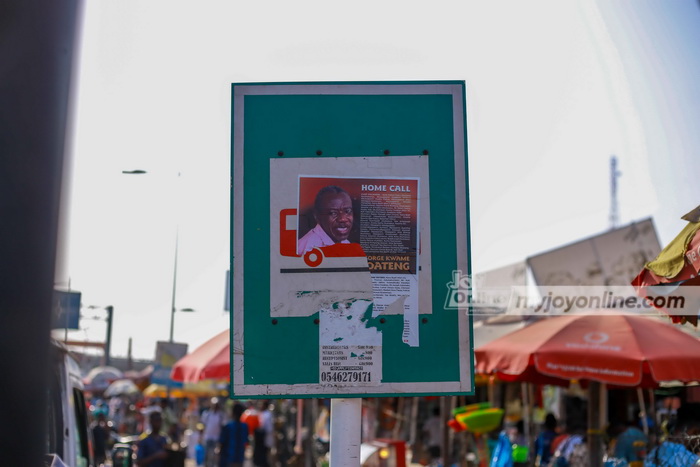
[{"left": 315, "top": 191, "right": 354, "bottom": 243}]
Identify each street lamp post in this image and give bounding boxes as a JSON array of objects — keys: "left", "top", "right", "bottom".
[
  {"left": 122, "top": 170, "right": 194, "bottom": 343},
  {"left": 169, "top": 225, "right": 179, "bottom": 343}
]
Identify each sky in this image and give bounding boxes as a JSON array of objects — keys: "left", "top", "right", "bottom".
[{"left": 55, "top": 0, "right": 700, "bottom": 361}]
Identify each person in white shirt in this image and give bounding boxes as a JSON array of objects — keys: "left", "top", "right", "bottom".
[{"left": 201, "top": 397, "right": 225, "bottom": 467}]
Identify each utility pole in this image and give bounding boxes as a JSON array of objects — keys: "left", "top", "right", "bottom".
[
  {"left": 127, "top": 337, "right": 133, "bottom": 371},
  {"left": 105, "top": 306, "right": 113, "bottom": 366},
  {"left": 609, "top": 155, "right": 621, "bottom": 230}
]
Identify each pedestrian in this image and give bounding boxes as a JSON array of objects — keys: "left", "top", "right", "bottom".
[
  {"left": 422, "top": 406, "right": 443, "bottom": 463},
  {"left": 195, "top": 423, "right": 206, "bottom": 467},
  {"left": 253, "top": 401, "right": 274, "bottom": 467},
  {"left": 611, "top": 418, "right": 648, "bottom": 466},
  {"left": 549, "top": 422, "right": 586, "bottom": 467},
  {"left": 378, "top": 398, "right": 397, "bottom": 438},
  {"left": 136, "top": 411, "right": 169, "bottom": 467},
  {"left": 185, "top": 422, "right": 205, "bottom": 464},
  {"left": 534, "top": 413, "right": 558, "bottom": 467},
  {"left": 159, "top": 398, "right": 180, "bottom": 443},
  {"left": 644, "top": 407, "right": 700, "bottom": 467},
  {"left": 201, "top": 397, "right": 225, "bottom": 467},
  {"left": 140, "top": 399, "right": 161, "bottom": 434},
  {"left": 219, "top": 403, "right": 250, "bottom": 467},
  {"left": 510, "top": 420, "right": 529, "bottom": 466},
  {"left": 490, "top": 429, "right": 515, "bottom": 467},
  {"left": 91, "top": 411, "right": 110, "bottom": 466},
  {"left": 109, "top": 396, "right": 126, "bottom": 433}
]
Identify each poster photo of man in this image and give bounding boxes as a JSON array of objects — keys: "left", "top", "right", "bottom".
[
  {"left": 297, "top": 184, "right": 358, "bottom": 255},
  {"left": 298, "top": 176, "right": 419, "bottom": 275}
]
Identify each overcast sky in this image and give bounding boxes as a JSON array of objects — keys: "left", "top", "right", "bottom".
[{"left": 55, "top": 0, "right": 700, "bottom": 360}]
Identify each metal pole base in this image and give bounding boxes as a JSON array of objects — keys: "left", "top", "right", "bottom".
[{"left": 329, "top": 398, "right": 362, "bottom": 467}]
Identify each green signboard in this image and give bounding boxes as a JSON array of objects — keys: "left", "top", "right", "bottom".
[{"left": 231, "top": 82, "right": 472, "bottom": 397}]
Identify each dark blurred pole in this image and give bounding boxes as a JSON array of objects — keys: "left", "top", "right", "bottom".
[
  {"left": 127, "top": 337, "right": 134, "bottom": 371},
  {"left": 440, "top": 396, "right": 449, "bottom": 465},
  {"left": 588, "top": 381, "right": 603, "bottom": 467},
  {"left": 0, "top": 0, "right": 82, "bottom": 465},
  {"left": 105, "top": 306, "right": 114, "bottom": 366}
]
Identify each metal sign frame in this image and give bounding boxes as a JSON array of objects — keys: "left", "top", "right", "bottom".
[{"left": 231, "top": 81, "right": 473, "bottom": 397}]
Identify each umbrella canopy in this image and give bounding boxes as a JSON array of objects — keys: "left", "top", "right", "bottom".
[
  {"left": 83, "top": 365, "right": 124, "bottom": 391},
  {"left": 475, "top": 312, "right": 700, "bottom": 388},
  {"left": 104, "top": 378, "right": 141, "bottom": 398},
  {"left": 632, "top": 206, "right": 700, "bottom": 325},
  {"left": 171, "top": 330, "right": 229, "bottom": 383},
  {"left": 143, "top": 381, "right": 226, "bottom": 398},
  {"left": 143, "top": 383, "right": 188, "bottom": 399}
]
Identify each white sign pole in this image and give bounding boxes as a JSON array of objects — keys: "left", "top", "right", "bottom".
[{"left": 329, "top": 398, "right": 362, "bottom": 467}]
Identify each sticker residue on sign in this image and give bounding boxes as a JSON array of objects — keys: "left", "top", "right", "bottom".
[{"left": 319, "top": 299, "right": 382, "bottom": 386}]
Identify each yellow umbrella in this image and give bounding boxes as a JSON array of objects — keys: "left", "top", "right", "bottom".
[
  {"left": 143, "top": 384, "right": 185, "bottom": 398},
  {"left": 142, "top": 381, "right": 227, "bottom": 399}
]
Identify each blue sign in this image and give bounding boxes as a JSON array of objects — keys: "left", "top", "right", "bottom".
[
  {"left": 151, "top": 365, "right": 184, "bottom": 387},
  {"left": 52, "top": 290, "right": 81, "bottom": 330}
]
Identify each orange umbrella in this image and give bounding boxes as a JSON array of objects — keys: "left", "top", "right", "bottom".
[
  {"left": 475, "top": 312, "right": 700, "bottom": 388},
  {"left": 171, "top": 330, "right": 230, "bottom": 383}
]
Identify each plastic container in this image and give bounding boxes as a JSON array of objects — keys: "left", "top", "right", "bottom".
[
  {"left": 447, "top": 418, "right": 466, "bottom": 432},
  {"left": 460, "top": 408, "right": 504, "bottom": 434},
  {"left": 451, "top": 402, "right": 491, "bottom": 418},
  {"left": 455, "top": 412, "right": 471, "bottom": 430},
  {"left": 512, "top": 444, "right": 529, "bottom": 463}
]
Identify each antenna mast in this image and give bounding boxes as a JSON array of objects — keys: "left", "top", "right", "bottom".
[{"left": 609, "top": 155, "right": 621, "bottom": 229}]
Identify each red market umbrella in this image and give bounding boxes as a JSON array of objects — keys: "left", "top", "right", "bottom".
[
  {"left": 632, "top": 206, "right": 700, "bottom": 326},
  {"left": 170, "top": 330, "right": 230, "bottom": 383},
  {"left": 475, "top": 312, "right": 700, "bottom": 388}
]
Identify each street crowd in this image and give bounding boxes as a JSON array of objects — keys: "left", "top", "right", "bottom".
[
  {"left": 90, "top": 395, "right": 278, "bottom": 467},
  {"left": 86, "top": 391, "right": 700, "bottom": 467}
]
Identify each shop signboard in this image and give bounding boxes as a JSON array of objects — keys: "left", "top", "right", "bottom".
[{"left": 152, "top": 341, "right": 188, "bottom": 386}]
